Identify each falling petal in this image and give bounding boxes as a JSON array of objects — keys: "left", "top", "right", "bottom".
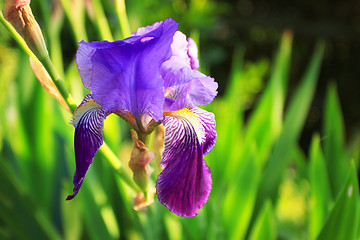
[
  {"left": 67, "top": 95, "right": 109, "bottom": 200},
  {"left": 191, "top": 108, "right": 217, "bottom": 155},
  {"left": 156, "top": 108, "right": 212, "bottom": 218}
]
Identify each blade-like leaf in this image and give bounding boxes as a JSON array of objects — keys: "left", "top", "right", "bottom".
[
  {"left": 323, "top": 83, "right": 349, "bottom": 198},
  {"left": 222, "top": 151, "right": 259, "bottom": 240},
  {"left": 61, "top": 182, "right": 83, "bottom": 240},
  {"left": 317, "top": 163, "right": 359, "bottom": 240},
  {"left": 227, "top": 30, "right": 293, "bottom": 176},
  {"left": 79, "top": 173, "right": 120, "bottom": 240},
  {"left": 0, "top": 160, "right": 62, "bottom": 240},
  {"left": 249, "top": 200, "right": 276, "bottom": 240},
  {"left": 253, "top": 41, "right": 325, "bottom": 223},
  {"left": 308, "top": 134, "right": 331, "bottom": 240}
]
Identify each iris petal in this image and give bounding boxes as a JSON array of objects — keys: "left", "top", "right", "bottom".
[
  {"left": 67, "top": 95, "right": 109, "bottom": 200},
  {"left": 192, "top": 108, "right": 217, "bottom": 155},
  {"left": 161, "top": 56, "right": 204, "bottom": 88},
  {"left": 186, "top": 37, "right": 200, "bottom": 70},
  {"left": 76, "top": 18, "right": 178, "bottom": 121},
  {"left": 156, "top": 108, "right": 212, "bottom": 218},
  {"left": 164, "top": 74, "right": 218, "bottom": 112}
]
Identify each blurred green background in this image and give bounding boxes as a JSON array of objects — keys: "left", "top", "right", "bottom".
[{"left": 0, "top": 0, "right": 359, "bottom": 239}]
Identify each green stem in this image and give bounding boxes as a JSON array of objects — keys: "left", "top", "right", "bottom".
[
  {"left": 59, "top": 0, "right": 88, "bottom": 42},
  {"left": 115, "top": 0, "right": 131, "bottom": 38},
  {"left": 40, "top": 55, "right": 77, "bottom": 112},
  {"left": 91, "top": 0, "right": 114, "bottom": 41},
  {"left": 100, "top": 143, "right": 141, "bottom": 193}
]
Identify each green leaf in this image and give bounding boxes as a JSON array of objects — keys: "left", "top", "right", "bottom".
[
  {"left": 358, "top": 199, "right": 360, "bottom": 239},
  {"left": 0, "top": 160, "right": 62, "bottom": 240},
  {"left": 249, "top": 200, "right": 276, "bottom": 240},
  {"left": 61, "top": 182, "right": 83, "bottom": 240},
  {"left": 79, "top": 172, "right": 120, "bottom": 240},
  {"left": 323, "top": 83, "right": 350, "bottom": 198},
  {"left": 253, "top": 41, "right": 325, "bottom": 224},
  {"left": 211, "top": 45, "right": 245, "bottom": 179},
  {"left": 317, "top": 163, "right": 359, "bottom": 240},
  {"left": 222, "top": 152, "right": 259, "bottom": 240},
  {"left": 234, "top": 30, "right": 293, "bottom": 171},
  {"left": 308, "top": 134, "right": 332, "bottom": 240}
]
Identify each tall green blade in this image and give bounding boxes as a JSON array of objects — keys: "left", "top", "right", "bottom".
[
  {"left": 228, "top": 31, "right": 292, "bottom": 174},
  {"left": 222, "top": 152, "right": 259, "bottom": 240},
  {"left": 317, "top": 163, "right": 359, "bottom": 240},
  {"left": 253, "top": 41, "right": 325, "bottom": 220},
  {"left": 323, "top": 83, "right": 349, "bottom": 198},
  {"left": 0, "top": 160, "right": 62, "bottom": 240},
  {"left": 79, "top": 172, "right": 120, "bottom": 240},
  {"left": 249, "top": 200, "right": 276, "bottom": 240},
  {"left": 308, "top": 134, "right": 331, "bottom": 240},
  {"left": 211, "top": 45, "right": 245, "bottom": 181}
]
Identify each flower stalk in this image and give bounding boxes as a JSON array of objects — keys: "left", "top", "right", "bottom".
[{"left": 129, "top": 130, "right": 155, "bottom": 195}]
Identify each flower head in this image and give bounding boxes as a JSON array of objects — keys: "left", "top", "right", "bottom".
[{"left": 67, "top": 18, "right": 217, "bottom": 218}]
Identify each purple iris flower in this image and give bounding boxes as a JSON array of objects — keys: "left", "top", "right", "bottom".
[{"left": 67, "top": 18, "right": 218, "bottom": 218}]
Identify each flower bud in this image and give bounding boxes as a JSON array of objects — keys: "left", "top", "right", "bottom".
[
  {"left": 129, "top": 130, "right": 155, "bottom": 192},
  {"left": 3, "top": 0, "right": 48, "bottom": 58}
]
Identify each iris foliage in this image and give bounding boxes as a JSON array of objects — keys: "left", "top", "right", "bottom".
[{"left": 0, "top": 0, "right": 359, "bottom": 239}]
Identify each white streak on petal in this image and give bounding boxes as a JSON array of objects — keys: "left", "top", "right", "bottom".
[
  {"left": 192, "top": 108, "right": 217, "bottom": 155},
  {"left": 164, "top": 108, "right": 205, "bottom": 145}
]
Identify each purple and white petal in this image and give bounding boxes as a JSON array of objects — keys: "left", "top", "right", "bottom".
[
  {"left": 192, "top": 108, "right": 217, "bottom": 155},
  {"left": 164, "top": 75, "right": 218, "bottom": 112},
  {"left": 186, "top": 38, "right": 199, "bottom": 70},
  {"left": 76, "top": 18, "right": 178, "bottom": 121},
  {"left": 171, "top": 31, "right": 191, "bottom": 64},
  {"left": 170, "top": 32, "right": 199, "bottom": 70},
  {"left": 156, "top": 109, "right": 212, "bottom": 218},
  {"left": 67, "top": 95, "right": 109, "bottom": 200},
  {"left": 161, "top": 55, "right": 204, "bottom": 88},
  {"left": 131, "top": 21, "right": 163, "bottom": 37}
]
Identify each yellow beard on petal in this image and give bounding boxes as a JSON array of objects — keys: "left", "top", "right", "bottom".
[
  {"left": 72, "top": 99, "right": 102, "bottom": 127},
  {"left": 164, "top": 108, "right": 205, "bottom": 144}
]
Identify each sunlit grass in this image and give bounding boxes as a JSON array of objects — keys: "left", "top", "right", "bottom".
[{"left": 0, "top": 0, "right": 359, "bottom": 239}]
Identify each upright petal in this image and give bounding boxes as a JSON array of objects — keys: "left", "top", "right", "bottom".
[
  {"left": 170, "top": 31, "right": 199, "bottom": 70},
  {"left": 161, "top": 56, "right": 203, "bottom": 88},
  {"left": 131, "top": 21, "right": 163, "bottom": 36},
  {"left": 187, "top": 38, "right": 200, "bottom": 70},
  {"left": 170, "top": 31, "right": 191, "bottom": 64},
  {"left": 67, "top": 95, "right": 109, "bottom": 200},
  {"left": 163, "top": 74, "right": 218, "bottom": 112},
  {"left": 161, "top": 31, "right": 202, "bottom": 88},
  {"left": 156, "top": 108, "right": 212, "bottom": 218},
  {"left": 76, "top": 18, "right": 179, "bottom": 121}
]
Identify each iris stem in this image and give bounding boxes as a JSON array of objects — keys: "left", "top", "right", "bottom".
[
  {"left": 91, "top": 0, "right": 114, "bottom": 41},
  {"left": 101, "top": 143, "right": 141, "bottom": 193},
  {"left": 0, "top": 11, "right": 141, "bottom": 194},
  {"left": 40, "top": 55, "right": 78, "bottom": 112},
  {"left": 115, "top": 0, "right": 131, "bottom": 38}
]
